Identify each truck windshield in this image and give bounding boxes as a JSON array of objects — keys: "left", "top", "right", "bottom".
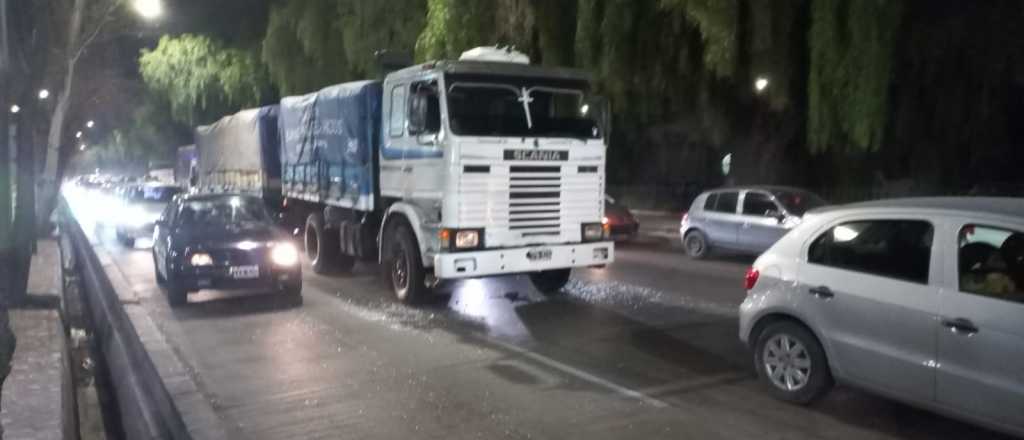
[{"left": 447, "top": 79, "right": 600, "bottom": 139}]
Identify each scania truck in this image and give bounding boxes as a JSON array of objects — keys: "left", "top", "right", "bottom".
[{"left": 203, "top": 47, "right": 614, "bottom": 303}]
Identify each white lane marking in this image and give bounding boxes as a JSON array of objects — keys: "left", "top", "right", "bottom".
[{"left": 487, "top": 338, "right": 669, "bottom": 408}]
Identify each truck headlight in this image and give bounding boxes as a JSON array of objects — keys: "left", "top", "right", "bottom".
[
  {"left": 582, "top": 223, "right": 605, "bottom": 242},
  {"left": 270, "top": 242, "right": 299, "bottom": 266},
  {"left": 189, "top": 252, "right": 214, "bottom": 266},
  {"left": 440, "top": 229, "right": 483, "bottom": 250},
  {"left": 455, "top": 230, "right": 480, "bottom": 249}
]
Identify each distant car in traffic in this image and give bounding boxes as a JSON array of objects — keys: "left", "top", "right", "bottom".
[
  {"left": 604, "top": 195, "right": 639, "bottom": 242},
  {"left": 151, "top": 193, "right": 302, "bottom": 307},
  {"left": 680, "top": 186, "right": 827, "bottom": 258},
  {"left": 739, "top": 197, "right": 1024, "bottom": 438},
  {"left": 115, "top": 183, "right": 181, "bottom": 247}
]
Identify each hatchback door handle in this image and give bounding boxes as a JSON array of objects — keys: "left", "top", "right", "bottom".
[
  {"left": 401, "top": 166, "right": 413, "bottom": 173},
  {"left": 942, "top": 318, "right": 979, "bottom": 336},
  {"left": 808, "top": 286, "right": 834, "bottom": 299}
]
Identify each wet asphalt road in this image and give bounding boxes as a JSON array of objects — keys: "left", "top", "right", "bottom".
[{"left": 97, "top": 230, "right": 1009, "bottom": 439}]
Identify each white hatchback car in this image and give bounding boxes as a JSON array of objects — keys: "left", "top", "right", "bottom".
[{"left": 739, "top": 197, "right": 1024, "bottom": 437}]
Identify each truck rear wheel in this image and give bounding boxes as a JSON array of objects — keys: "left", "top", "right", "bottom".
[
  {"left": 530, "top": 269, "right": 572, "bottom": 296},
  {"left": 386, "top": 222, "right": 428, "bottom": 304},
  {"left": 305, "top": 213, "right": 339, "bottom": 274}
]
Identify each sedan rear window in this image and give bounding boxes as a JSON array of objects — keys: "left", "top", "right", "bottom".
[{"left": 809, "top": 220, "right": 933, "bottom": 284}]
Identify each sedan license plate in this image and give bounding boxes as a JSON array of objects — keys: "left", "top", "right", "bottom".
[
  {"left": 526, "top": 248, "right": 553, "bottom": 262},
  {"left": 229, "top": 265, "right": 260, "bottom": 279}
]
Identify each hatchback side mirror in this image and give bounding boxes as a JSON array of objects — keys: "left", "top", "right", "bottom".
[{"left": 766, "top": 210, "right": 785, "bottom": 223}]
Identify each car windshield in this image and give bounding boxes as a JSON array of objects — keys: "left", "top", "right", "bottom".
[
  {"left": 446, "top": 76, "right": 600, "bottom": 139},
  {"left": 772, "top": 190, "right": 826, "bottom": 216},
  {"left": 178, "top": 197, "right": 270, "bottom": 227},
  {"left": 133, "top": 186, "right": 180, "bottom": 203}
]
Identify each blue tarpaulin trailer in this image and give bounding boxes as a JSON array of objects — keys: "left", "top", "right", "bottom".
[
  {"left": 278, "top": 80, "right": 382, "bottom": 212},
  {"left": 194, "top": 106, "right": 281, "bottom": 202}
]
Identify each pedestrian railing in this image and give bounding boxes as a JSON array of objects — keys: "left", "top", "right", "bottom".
[{"left": 56, "top": 196, "right": 192, "bottom": 440}]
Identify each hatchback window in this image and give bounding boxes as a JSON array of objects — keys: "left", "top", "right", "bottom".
[
  {"left": 958, "top": 225, "right": 1024, "bottom": 304},
  {"left": 706, "top": 191, "right": 738, "bottom": 213},
  {"left": 809, "top": 220, "right": 933, "bottom": 284},
  {"left": 703, "top": 193, "right": 719, "bottom": 211},
  {"left": 742, "top": 192, "right": 777, "bottom": 216}
]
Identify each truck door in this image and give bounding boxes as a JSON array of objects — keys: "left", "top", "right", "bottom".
[
  {"left": 380, "top": 78, "right": 444, "bottom": 201},
  {"left": 380, "top": 81, "right": 410, "bottom": 199},
  {"left": 403, "top": 80, "right": 444, "bottom": 200}
]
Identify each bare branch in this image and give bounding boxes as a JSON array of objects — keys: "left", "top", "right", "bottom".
[{"left": 72, "top": 0, "right": 119, "bottom": 63}]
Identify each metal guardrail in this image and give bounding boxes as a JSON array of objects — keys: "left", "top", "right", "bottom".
[{"left": 57, "top": 197, "right": 192, "bottom": 440}]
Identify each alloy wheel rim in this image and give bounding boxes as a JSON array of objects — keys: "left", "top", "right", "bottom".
[{"left": 763, "top": 334, "right": 812, "bottom": 391}]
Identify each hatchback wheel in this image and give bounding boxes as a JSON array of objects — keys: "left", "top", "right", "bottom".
[
  {"left": 684, "top": 230, "right": 710, "bottom": 259},
  {"left": 754, "top": 322, "right": 832, "bottom": 404}
]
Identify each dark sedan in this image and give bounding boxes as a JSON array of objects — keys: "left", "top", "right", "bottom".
[
  {"left": 604, "top": 195, "right": 639, "bottom": 242},
  {"left": 152, "top": 193, "right": 302, "bottom": 307}
]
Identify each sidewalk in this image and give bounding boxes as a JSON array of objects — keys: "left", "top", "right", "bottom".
[{"left": 1, "top": 239, "right": 63, "bottom": 440}]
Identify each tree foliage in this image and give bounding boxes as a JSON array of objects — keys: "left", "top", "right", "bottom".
[
  {"left": 140, "top": 34, "right": 270, "bottom": 125},
  {"left": 261, "top": 0, "right": 351, "bottom": 96},
  {"left": 806, "top": 0, "right": 903, "bottom": 153}
]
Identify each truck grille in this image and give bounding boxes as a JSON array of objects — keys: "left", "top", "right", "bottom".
[{"left": 509, "top": 165, "right": 561, "bottom": 236}]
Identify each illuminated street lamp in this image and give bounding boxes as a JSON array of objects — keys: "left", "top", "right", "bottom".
[
  {"left": 75, "top": 131, "right": 83, "bottom": 139},
  {"left": 38, "top": 89, "right": 50, "bottom": 100},
  {"left": 9, "top": 104, "right": 19, "bottom": 114},
  {"left": 754, "top": 77, "right": 769, "bottom": 94},
  {"left": 79, "top": 144, "right": 87, "bottom": 151},
  {"left": 86, "top": 120, "right": 95, "bottom": 128},
  {"left": 133, "top": 0, "right": 163, "bottom": 20}
]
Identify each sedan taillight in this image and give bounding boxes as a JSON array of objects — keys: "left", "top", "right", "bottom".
[{"left": 744, "top": 267, "right": 760, "bottom": 290}]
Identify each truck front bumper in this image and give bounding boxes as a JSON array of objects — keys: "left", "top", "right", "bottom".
[{"left": 433, "top": 242, "right": 614, "bottom": 279}]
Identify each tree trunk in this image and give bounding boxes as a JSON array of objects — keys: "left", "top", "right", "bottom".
[
  {"left": 9, "top": 109, "right": 34, "bottom": 303},
  {"left": 37, "top": 0, "right": 85, "bottom": 232},
  {"left": 0, "top": 0, "right": 18, "bottom": 431}
]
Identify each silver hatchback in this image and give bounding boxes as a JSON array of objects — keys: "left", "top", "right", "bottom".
[
  {"left": 680, "top": 186, "right": 827, "bottom": 258},
  {"left": 739, "top": 197, "right": 1024, "bottom": 437}
]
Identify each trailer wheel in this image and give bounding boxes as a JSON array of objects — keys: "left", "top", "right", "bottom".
[
  {"left": 305, "top": 213, "right": 339, "bottom": 274},
  {"left": 385, "top": 221, "right": 428, "bottom": 304}
]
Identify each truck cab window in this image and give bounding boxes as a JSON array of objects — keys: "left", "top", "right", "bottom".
[
  {"left": 389, "top": 85, "right": 407, "bottom": 137},
  {"left": 408, "top": 81, "right": 440, "bottom": 135}
]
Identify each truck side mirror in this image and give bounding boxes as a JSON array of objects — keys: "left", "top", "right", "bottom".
[
  {"left": 408, "top": 88, "right": 440, "bottom": 136},
  {"left": 408, "top": 93, "right": 427, "bottom": 135}
]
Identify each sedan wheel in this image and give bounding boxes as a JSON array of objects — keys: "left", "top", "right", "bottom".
[
  {"left": 762, "top": 334, "right": 812, "bottom": 391},
  {"left": 754, "top": 322, "right": 833, "bottom": 404}
]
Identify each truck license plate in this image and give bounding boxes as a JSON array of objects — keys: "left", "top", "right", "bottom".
[
  {"left": 526, "top": 248, "right": 552, "bottom": 262},
  {"left": 229, "top": 265, "right": 260, "bottom": 279}
]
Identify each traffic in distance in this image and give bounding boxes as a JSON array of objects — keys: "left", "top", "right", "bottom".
[{"left": 64, "top": 46, "right": 1023, "bottom": 438}]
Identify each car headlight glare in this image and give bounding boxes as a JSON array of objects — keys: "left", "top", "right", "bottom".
[
  {"left": 582, "top": 223, "right": 604, "bottom": 242},
  {"left": 454, "top": 230, "right": 480, "bottom": 249},
  {"left": 189, "top": 252, "right": 214, "bottom": 266},
  {"left": 270, "top": 242, "right": 299, "bottom": 266}
]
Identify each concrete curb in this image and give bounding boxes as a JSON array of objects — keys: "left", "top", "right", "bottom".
[{"left": 95, "top": 246, "right": 231, "bottom": 440}]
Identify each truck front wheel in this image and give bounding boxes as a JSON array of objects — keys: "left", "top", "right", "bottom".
[
  {"left": 386, "top": 222, "right": 428, "bottom": 304},
  {"left": 530, "top": 269, "right": 572, "bottom": 296},
  {"left": 305, "top": 213, "right": 339, "bottom": 274}
]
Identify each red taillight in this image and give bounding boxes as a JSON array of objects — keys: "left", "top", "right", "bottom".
[
  {"left": 744, "top": 267, "right": 760, "bottom": 290},
  {"left": 681, "top": 212, "right": 689, "bottom": 225}
]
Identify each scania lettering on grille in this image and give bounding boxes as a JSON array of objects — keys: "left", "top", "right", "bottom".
[{"left": 503, "top": 150, "right": 568, "bottom": 161}]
